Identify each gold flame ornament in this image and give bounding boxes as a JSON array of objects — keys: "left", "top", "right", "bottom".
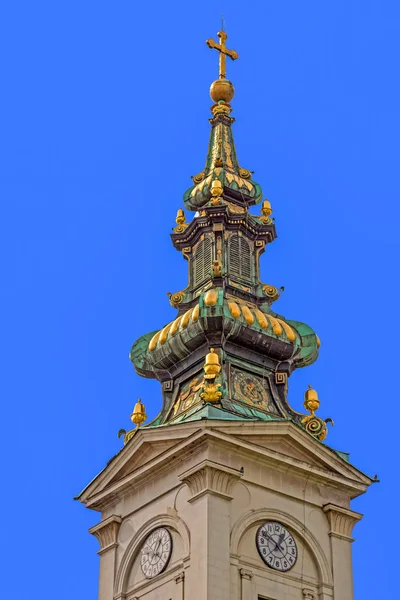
[
  {"left": 301, "top": 386, "right": 333, "bottom": 441},
  {"left": 174, "top": 208, "right": 188, "bottom": 233},
  {"left": 118, "top": 399, "right": 147, "bottom": 445},
  {"left": 260, "top": 199, "right": 273, "bottom": 224},
  {"left": 131, "top": 399, "right": 147, "bottom": 427},
  {"left": 200, "top": 348, "right": 223, "bottom": 403}
]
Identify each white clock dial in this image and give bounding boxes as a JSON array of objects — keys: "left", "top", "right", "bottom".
[
  {"left": 140, "top": 527, "right": 172, "bottom": 579},
  {"left": 256, "top": 521, "right": 298, "bottom": 572}
]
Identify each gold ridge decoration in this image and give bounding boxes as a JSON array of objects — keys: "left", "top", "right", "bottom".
[
  {"left": 301, "top": 386, "right": 334, "bottom": 441},
  {"left": 118, "top": 399, "right": 147, "bottom": 445},
  {"left": 226, "top": 299, "right": 296, "bottom": 342},
  {"left": 148, "top": 296, "right": 297, "bottom": 353},
  {"left": 200, "top": 348, "right": 223, "bottom": 403}
]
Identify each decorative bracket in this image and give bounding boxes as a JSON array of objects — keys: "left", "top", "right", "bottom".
[
  {"left": 89, "top": 515, "right": 122, "bottom": 554},
  {"left": 179, "top": 459, "right": 242, "bottom": 501},
  {"left": 323, "top": 504, "right": 363, "bottom": 542}
]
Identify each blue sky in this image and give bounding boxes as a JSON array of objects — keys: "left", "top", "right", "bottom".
[{"left": 0, "top": 1, "right": 398, "bottom": 598}]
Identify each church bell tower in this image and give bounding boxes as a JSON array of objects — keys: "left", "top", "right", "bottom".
[{"left": 77, "top": 30, "right": 373, "bottom": 600}]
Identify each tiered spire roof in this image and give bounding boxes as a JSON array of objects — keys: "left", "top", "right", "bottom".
[{"left": 123, "top": 30, "right": 331, "bottom": 445}]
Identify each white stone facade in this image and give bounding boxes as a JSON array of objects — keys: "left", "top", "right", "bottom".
[{"left": 80, "top": 420, "right": 371, "bottom": 600}]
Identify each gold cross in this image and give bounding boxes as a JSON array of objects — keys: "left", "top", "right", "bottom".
[{"left": 206, "top": 31, "right": 239, "bottom": 79}]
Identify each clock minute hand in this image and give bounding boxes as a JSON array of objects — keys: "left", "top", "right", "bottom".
[{"left": 264, "top": 532, "right": 280, "bottom": 552}]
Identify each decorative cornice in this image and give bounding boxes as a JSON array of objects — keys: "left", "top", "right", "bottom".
[
  {"left": 89, "top": 515, "right": 122, "bottom": 554},
  {"left": 323, "top": 503, "right": 363, "bottom": 542},
  {"left": 303, "top": 589, "right": 317, "bottom": 599},
  {"left": 179, "top": 459, "right": 242, "bottom": 501}
]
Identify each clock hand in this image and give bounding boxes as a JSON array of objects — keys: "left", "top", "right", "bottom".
[
  {"left": 277, "top": 532, "right": 285, "bottom": 550},
  {"left": 264, "top": 532, "right": 280, "bottom": 552}
]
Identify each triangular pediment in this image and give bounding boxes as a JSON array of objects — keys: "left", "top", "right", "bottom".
[{"left": 77, "top": 420, "right": 372, "bottom": 511}]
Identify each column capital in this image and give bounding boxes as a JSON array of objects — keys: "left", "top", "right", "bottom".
[
  {"left": 175, "top": 571, "right": 185, "bottom": 584},
  {"left": 240, "top": 568, "right": 253, "bottom": 581},
  {"left": 323, "top": 503, "right": 363, "bottom": 542},
  {"left": 302, "top": 588, "right": 316, "bottom": 599},
  {"left": 89, "top": 514, "right": 122, "bottom": 554},
  {"left": 179, "top": 459, "right": 242, "bottom": 502}
]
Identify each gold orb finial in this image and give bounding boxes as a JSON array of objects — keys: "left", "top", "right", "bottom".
[{"left": 210, "top": 79, "right": 235, "bottom": 103}]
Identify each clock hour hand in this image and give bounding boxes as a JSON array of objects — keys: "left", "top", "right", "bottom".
[{"left": 277, "top": 532, "right": 285, "bottom": 550}]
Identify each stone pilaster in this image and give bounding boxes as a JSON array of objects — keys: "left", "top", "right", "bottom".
[
  {"left": 175, "top": 571, "right": 185, "bottom": 600},
  {"left": 89, "top": 515, "right": 122, "bottom": 600},
  {"left": 240, "top": 568, "right": 254, "bottom": 599},
  {"left": 323, "top": 504, "right": 363, "bottom": 600},
  {"left": 179, "top": 461, "right": 242, "bottom": 600}
]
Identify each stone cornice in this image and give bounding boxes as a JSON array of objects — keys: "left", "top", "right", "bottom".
[
  {"left": 89, "top": 515, "right": 122, "bottom": 554},
  {"left": 78, "top": 422, "right": 372, "bottom": 511},
  {"left": 179, "top": 459, "right": 242, "bottom": 501},
  {"left": 323, "top": 503, "right": 363, "bottom": 542}
]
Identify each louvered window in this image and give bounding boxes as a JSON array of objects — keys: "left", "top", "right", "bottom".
[
  {"left": 193, "top": 237, "right": 213, "bottom": 286},
  {"left": 229, "top": 234, "right": 252, "bottom": 281}
]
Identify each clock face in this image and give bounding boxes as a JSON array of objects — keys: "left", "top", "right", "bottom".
[
  {"left": 140, "top": 527, "right": 172, "bottom": 579},
  {"left": 256, "top": 521, "right": 298, "bottom": 572}
]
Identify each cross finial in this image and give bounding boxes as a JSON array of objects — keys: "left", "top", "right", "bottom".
[{"left": 206, "top": 30, "right": 238, "bottom": 79}]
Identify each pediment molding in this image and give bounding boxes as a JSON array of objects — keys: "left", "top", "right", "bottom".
[{"left": 77, "top": 421, "right": 372, "bottom": 511}]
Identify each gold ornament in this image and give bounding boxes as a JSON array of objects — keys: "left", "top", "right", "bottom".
[
  {"left": 192, "top": 171, "right": 205, "bottom": 184},
  {"left": 301, "top": 386, "right": 334, "bottom": 441},
  {"left": 204, "top": 348, "right": 221, "bottom": 379},
  {"left": 174, "top": 208, "right": 189, "bottom": 233},
  {"left": 200, "top": 380, "right": 222, "bottom": 403},
  {"left": 200, "top": 348, "right": 223, "bottom": 403},
  {"left": 206, "top": 29, "right": 238, "bottom": 82},
  {"left": 118, "top": 399, "right": 147, "bottom": 445},
  {"left": 212, "top": 259, "right": 222, "bottom": 277},
  {"left": 131, "top": 399, "right": 147, "bottom": 427},
  {"left": 260, "top": 199, "right": 273, "bottom": 224},
  {"left": 262, "top": 284, "right": 280, "bottom": 302},
  {"left": 169, "top": 291, "right": 185, "bottom": 307},
  {"left": 239, "top": 168, "right": 252, "bottom": 179},
  {"left": 210, "top": 179, "right": 223, "bottom": 205}
]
